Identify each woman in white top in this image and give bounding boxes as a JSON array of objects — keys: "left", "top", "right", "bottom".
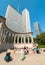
[{"left": 20, "top": 48, "right": 25, "bottom": 60}]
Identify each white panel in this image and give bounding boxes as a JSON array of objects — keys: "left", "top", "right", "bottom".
[
  {"left": 5, "top": 5, "right": 31, "bottom": 33},
  {"left": 22, "top": 9, "right": 31, "bottom": 32},
  {"left": 5, "top": 5, "right": 22, "bottom": 33}
]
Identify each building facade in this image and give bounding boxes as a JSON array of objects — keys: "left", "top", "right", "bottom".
[
  {"left": 0, "top": 5, "right": 34, "bottom": 50},
  {"left": 5, "top": 5, "right": 22, "bottom": 33},
  {"left": 22, "top": 9, "right": 31, "bottom": 32},
  {"left": 5, "top": 5, "right": 31, "bottom": 33},
  {"left": 34, "top": 22, "right": 42, "bottom": 36}
]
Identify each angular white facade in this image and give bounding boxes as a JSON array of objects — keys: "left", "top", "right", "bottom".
[
  {"left": 22, "top": 9, "right": 31, "bottom": 32},
  {"left": 5, "top": 5, "right": 23, "bottom": 33},
  {"left": 5, "top": 5, "right": 31, "bottom": 33}
]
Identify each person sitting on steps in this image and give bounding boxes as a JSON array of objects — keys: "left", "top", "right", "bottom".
[{"left": 4, "top": 52, "right": 13, "bottom": 62}]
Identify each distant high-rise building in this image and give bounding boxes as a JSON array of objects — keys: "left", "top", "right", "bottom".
[{"left": 34, "top": 22, "right": 42, "bottom": 36}]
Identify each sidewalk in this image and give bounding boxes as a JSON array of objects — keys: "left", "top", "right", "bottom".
[{"left": 0, "top": 49, "right": 45, "bottom": 65}]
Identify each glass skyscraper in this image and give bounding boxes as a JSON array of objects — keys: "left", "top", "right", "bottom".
[{"left": 34, "top": 22, "right": 42, "bottom": 36}]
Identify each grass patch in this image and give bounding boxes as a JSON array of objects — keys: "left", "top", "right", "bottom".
[{"left": 38, "top": 44, "right": 45, "bottom": 48}]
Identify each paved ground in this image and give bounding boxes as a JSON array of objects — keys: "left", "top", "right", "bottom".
[{"left": 0, "top": 49, "right": 45, "bottom": 65}]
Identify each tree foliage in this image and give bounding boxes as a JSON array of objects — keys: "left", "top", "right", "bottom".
[{"left": 36, "top": 32, "right": 45, "bottom": 45}]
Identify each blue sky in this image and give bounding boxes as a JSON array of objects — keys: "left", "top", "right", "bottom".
[{"left": 0, "top": 0, "right": 45, "bottom": 37}]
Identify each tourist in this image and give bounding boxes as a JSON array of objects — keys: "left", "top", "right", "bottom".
[
  {"left": 35, "top": 46, "right": 40, "bottom": 54},
  {"left": 32, "top": 47, "right": 35, "bottom": 53},
  {"left": 14, "top": 47, "right": 17, "bottom": 53},
  {"left": 20, "top": 48, "right": 25, "bottom": 60},
  {"left": 26, "top": 47, "right": 29, "bottom": 54},
  {"left": 24, "top": 47, "right": 29, "bottom": 55},
  {"left": 24, "top": 47, "right": 27, "bottom": 55},
  {"left": 4, "top": 52, "right": 12, "bottom": 62}
]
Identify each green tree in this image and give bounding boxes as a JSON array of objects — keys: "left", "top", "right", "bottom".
[
  {"left": 33, "top": 38, "right": 36, "bottom": 43},
  {"left": 36, "top": 32, "right": 45, "bottom": 45}
]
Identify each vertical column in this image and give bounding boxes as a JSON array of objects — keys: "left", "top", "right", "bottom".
[
  {"left": 4, "top": 29, "right": 5, "bottom": 36},
  {"left": 12, "top": 33, "right": 14, "bottom": 37},
  {"left": 3, "top": 29, "right": 6, "bottom": 43},
  {"left": 8, "top": 32, "right": 10, "bottom": 38},
  {"left": 11, "top": 33, "right": 14, "bottom": 43},
  {"left": 21, "top": 34, "right": 22, "bottom": 44},
  {"left": 14, "top": 34, "right": 15, "bottom": 44},
  {"left": 0, "top": 29, "right": 2, "bottom": 43},
  {"left": 30, "top": 34, "right": 33, "bottom": 43},
  {"left": 3, "top": 35, "right": 6, "bottom": 43},
  {"left": 28, "top": 36, "right": 29, "bottom": 44},
  {"left": 22, "top": 34, "right": 24, "bottom": 44},
  {"left": 0, "top": 22, "right": 2, "bottom": 44},
  {"left": 17, "top": 34, "right": 19, "bottom": 44},
  {"left": 15, "top": 34, "right": 18, "bottom": 44},
  {"left": 13, "top": 34, "right": 16, "bottom": 48},
  {"left": 6, "top": 31, "right": 8, "bottom": 36},
  {"left": 24, "top": 35, "right": 25, "bottom": 44},
  {"left": 8, "top": 32, "right": 9, "bottom": 43},
  {"left": 14, "top": 34, "right": 17, "bottom": 44},
  {"left": 18, "top": 34, "right": 22, "bottom": 44}
]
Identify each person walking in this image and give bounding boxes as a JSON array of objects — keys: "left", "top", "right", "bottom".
[{"left": 20, "top": 48, "right": 25, "bottom": 60}]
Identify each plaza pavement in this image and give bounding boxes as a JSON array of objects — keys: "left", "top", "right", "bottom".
[{"left": 0, "top": 49, "right": 45, "bottom": 65}]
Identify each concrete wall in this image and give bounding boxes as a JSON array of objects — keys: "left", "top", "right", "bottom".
[
  {"left": 0, "top": 43, "right": 33, "bottom": 52},
  {"left": 0, "top": 43, "right": 14, "bottom": 52}
]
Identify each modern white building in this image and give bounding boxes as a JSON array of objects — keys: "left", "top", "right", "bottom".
[
  {"left": 5, "top": 5, "right": 22, "bottom": 33},
  {"left": 5, "top": 5, "right": 31, "bottom": 33},
  {"left": 22, "top": 9, "right": 31, "bottom": 32}
]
